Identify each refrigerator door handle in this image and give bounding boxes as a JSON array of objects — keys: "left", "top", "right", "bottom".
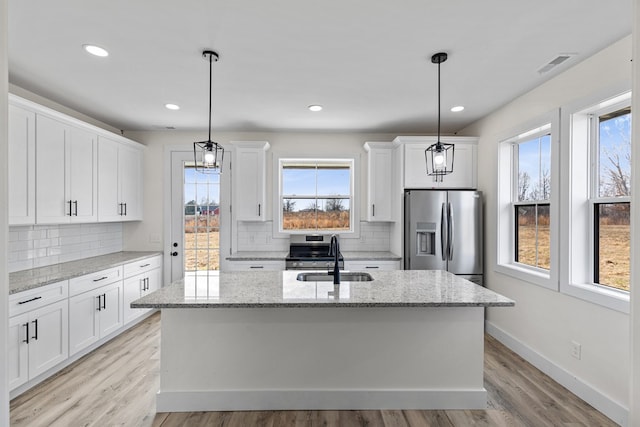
[
  {"left": 448, "top": 202, "right": 454, "bottom": 261},
  {"left": 441, "top": 202, "right": 447, "bottom": 261}
]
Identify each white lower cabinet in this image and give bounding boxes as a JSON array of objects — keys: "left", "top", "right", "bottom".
[
  {"left": 344, "top": 260, "right": 401, "bottom": 271},
  {"left": 8, "top": 299, "right": 69, "bottom": 390},
  {"left": 69, "top": 281, "right": 123, "bottom": 356},
  {"left": 123, "top": 262, "right": 161, "bottom": 324}
]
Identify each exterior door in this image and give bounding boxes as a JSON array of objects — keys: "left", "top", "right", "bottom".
[{"left": 169, "top": 151, "right": 229, "bottom": 283}]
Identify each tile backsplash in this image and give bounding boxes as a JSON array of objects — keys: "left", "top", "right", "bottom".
[
  {"left": 236, "top": 221, "right": 391, "bottom": 252},
  {"left": 8, "top": 223, "right": 123, "bottom": 273}
]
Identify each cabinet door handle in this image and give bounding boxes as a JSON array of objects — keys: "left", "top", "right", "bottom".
[
  {"left": 68, "top": 200, "right": 73, "bottom": 216},
  {"left": 365, "top": 266, "right": 379, "bottom": 269},
  {"left": 258, "top": 203, "right": 261, "bottom": 217},
  {"left": 102, "top": 293, "right": 107, "bottom": 310},
  {"left": 119, "top": 203, "right": 123, "bottom": 216},
  {"left": 372, "top": 204, "right": 375, "bottom": 217},
  {"left": 146, "top": 278, "right": 150, "bottom": 291},
  {"left": 96, "top": 295, "right": 102, "bottom": 311},
  {"left": 23, "top": 323, "right": 29, "bottom": 344},
  {"left": 73, "top": 200, "right": 78, "bottom": 216},
  {"left": 140, "top": 263, "right": 151, "bottom": 268},
  {"left": 250, "top": 266, "right": 264, "bottom": 269},
  {"left": 124, "top": 203, "right": 127, "bottom": 216},
  {"left": 93, "top": 276, "right": 108, "bottom": 282},
  {"left": 32, "top": 319, "right": 38, "bottom": 341},
  {"left": 18, "top": 296, "right": 42, "bottom": 305}
]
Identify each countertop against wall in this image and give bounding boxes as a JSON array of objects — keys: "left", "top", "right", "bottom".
[
  {"left": 226, "top": 251, "right": 402, "bottom": 261},
  {"left": 9, "top": 251, "right": 162, "bottom": 294}
]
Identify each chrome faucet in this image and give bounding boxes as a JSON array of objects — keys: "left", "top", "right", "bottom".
[{"left": 328, "top": 234, "right": 341, "bottom": 284}]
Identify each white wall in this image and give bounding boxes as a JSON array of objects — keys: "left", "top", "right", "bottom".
[
  {"left": 1, "top": 0, "right": 10, "bottom": 424},
  {"left": 460, "top": 36, "right": 632, "bottom": 424},
  {"left": 122, "top": 130, "right": 399, "bottom": 254}
]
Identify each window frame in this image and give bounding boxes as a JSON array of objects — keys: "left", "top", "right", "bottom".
[
  {"left": 276, "top": 157, "right": 356, "bottom": 235},
  {"left": 496, "top": 110, "right": 560, "bottom": 290},
  {"left": 559, "top": 88, "right": 631, "bottom": 313}
]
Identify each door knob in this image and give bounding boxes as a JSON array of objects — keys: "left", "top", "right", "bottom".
[
  {"left": 171, "top": 251, "right": 178, "bottom": 257},
  {"left": 173, "top": 242, "right": 178, "bottom": 247}
]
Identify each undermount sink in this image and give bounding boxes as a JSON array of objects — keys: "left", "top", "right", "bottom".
[{"left": 296, "top": 272, "right": 374, "bottom": 282}]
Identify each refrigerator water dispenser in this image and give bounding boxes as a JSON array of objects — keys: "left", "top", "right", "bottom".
[{"left": 416, "top": 222, "right": 436, "bottom": 256}]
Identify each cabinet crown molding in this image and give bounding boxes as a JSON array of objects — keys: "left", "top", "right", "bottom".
[
  {"left": 9, "top": 93, "right": 143, "bottom": 148},
  {"left": 393, "top": 135, "right": 478, "bottom": 145}
]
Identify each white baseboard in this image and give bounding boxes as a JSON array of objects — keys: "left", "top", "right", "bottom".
[
  {"left": 486, "top": 321, "right": 628, "bottom": 427},
  {"left": 156, "top": 389, "right": 487, "bottom": 412}
]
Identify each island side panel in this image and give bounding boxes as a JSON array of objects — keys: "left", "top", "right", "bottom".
[{"left": 158, "top": 306, "right": 486, "bottom": 411}]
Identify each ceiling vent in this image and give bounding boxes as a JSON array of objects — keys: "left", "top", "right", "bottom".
[{"left": 537, "top": 53, "right": 577, "bottom": 74}]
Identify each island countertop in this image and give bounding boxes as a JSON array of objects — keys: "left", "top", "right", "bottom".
[{"left": 131, "top": 270, "right": 514, "bottom": 309}]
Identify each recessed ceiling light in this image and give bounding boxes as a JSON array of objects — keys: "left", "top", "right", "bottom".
[
  {"left": 308, "top": 105, "right": 323, "bottom": 112},
  {"left": 165, "top": 103, "right": 180, "bottom": 110},
  {"left": 83, "top": 44, "right": 109, "bottom": 57},
  {"left": 451, "top": 106, "right": 465, "bottom": 112}
]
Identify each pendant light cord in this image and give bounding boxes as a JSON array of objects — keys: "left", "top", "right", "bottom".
[
  {"left": 208, "top": 52, "right": 212, "bottom": 143},
  {"left": 437, "top": 60, "right": 441, "bottom": 143}
]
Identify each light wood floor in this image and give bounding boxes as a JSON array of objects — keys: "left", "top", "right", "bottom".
[{"left": 10, "top": 312, "right": 617, "bottom": 427}]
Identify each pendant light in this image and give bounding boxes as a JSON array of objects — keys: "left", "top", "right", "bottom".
[
  {"left": 425, "top": 52, "right": 454, "bottom": 181},
  {"left": 194, "top": 50, "right": 225, "bottom": 173}
]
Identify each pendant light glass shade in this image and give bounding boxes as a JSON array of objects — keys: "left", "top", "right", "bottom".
[
  {"left": 425, "top": 52, "right": 454, "bottom": 181},
  {"left": 194, "top": 50, "right": 225, "bottom": 174}
]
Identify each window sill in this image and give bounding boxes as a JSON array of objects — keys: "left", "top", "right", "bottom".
[
  {"left": 495, "top": 262, "right": 557, "bottom": 291},
  {"left": 560, "top": 281, "right": 630, "bottom": 314}
]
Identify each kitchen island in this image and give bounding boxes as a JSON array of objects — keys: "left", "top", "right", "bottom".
[{"left": 132, "top": 270, "right": 514, "bottom": 412}]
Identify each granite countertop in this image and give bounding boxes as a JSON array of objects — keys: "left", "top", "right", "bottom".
[
  {"left": 9, "top": 251, "right": 163, "bottom": 294},
  {"left": 131, "top": 270, "right": 514, "bottom": 309},
  {"left": 226, "top": 251, "right": 401, "bottom": 261}
]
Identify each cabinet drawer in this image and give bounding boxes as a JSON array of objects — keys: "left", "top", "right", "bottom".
[
  {"left": 124, "top": 255, "right": 162, "bottom": 278},
  {"left": 344, "top": 260, "right": 401, "bottom": 271},
  {"left": 69, "top": 266, "right": 123, "bottom": 296},
  {"left": 9, "top": 280, "right": 69, "bottom": 317}
]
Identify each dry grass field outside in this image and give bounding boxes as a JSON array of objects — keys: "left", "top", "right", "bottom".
[
  {"left": 517, "top": 224, "right": 630, "bottom": 291},
  {"left": 184, "top": 215, "right": 220, "bottom": 271},
  {"left": 283, "top": 210, "right": 350, "bottom": 230}
]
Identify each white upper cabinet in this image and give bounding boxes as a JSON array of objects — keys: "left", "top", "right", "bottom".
[
  {"left": 36, "top": 115, "right": 98, "bottom": 224},
  {"left": 9, "top": 94, "right": 144, "bottom": 225},
  {"left": 396, "top": 136, "right": 478, "bottom": 189},
  {"left": 97, "top": 136, "right": 144, "bottom": 222},
  {"left": 364, "top": 142, "right": 395, "bottom": 222},
  {"left": 232, "top": 141, "right": 270, "bottom": 221},
  {"left": 8, "top": 103, "right": 36, "bottom": 225}
]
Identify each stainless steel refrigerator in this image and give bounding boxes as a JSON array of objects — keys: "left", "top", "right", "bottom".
[{"left": 404, "top": 190, "right": 483, "bottom": 285}]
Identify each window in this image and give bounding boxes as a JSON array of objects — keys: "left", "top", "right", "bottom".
[
  {"left": 279, "top": 159, "right": 354, "bottom": 233},
  {"left": 514, "top": 131, "right": 551, "bottom": 270},
  {"left": 496, "top": 110, "right": 559, "bottom": 290},
  {"left": 561, "top": 91, "right": 631, "bottom": 312},
  {"left": 591, "top": 105, "right": 631, "bottom": 291}
]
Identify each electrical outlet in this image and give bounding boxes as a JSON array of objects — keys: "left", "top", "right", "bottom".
[{"left": 570, "top": 341, "right": 582, "bottom": 360}]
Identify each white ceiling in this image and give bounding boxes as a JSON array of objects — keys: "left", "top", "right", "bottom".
[{"left": 8, "top": 0, "right": 632, "bottom": 134}]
